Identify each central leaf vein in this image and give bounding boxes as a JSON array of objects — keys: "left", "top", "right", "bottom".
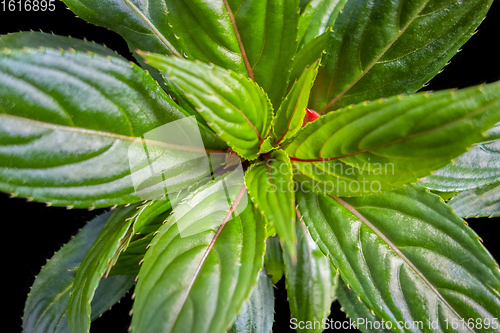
[{"left": 331, "top": 195, "right": 475, "bottom": 332}]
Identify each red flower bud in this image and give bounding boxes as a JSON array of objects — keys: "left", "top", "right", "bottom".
[{"left": 302, "top": 108, "right": 320, "bottom": 126}]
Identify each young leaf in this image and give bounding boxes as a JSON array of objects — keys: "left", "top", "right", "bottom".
[
  {"left": 285, "top": 82, "right": 500, "bottom": 197},
  {"left": 264, "top": 236, "right": 285, "bottom": 285},
  {"left": 141, "top": 53, "right": 273, "bottom": 160},
  {"left": 131, "top": 170, "right": 266, "bottom": 333},
  {"left": 245, "top": 150, "right": 297, "bottom": 257},
  {"left": 297, "top": 185, "right": 500, "bottom": 332},
  {"left": 289, "top": 32, "right": 329, "bottom": 85},
  {"left": 0, "top": 47, "right": 225, "bottom": 208},
  {"left": 419, "top": 122, "right": 500, "bottom": 191},
  {"left": 448, "top": 180, "right": 500, "bottom": 218},
  {"left": 67, "top": 205, "right": 142, "bottom": 333},
  {"left": 310, "top": 0, "right": 493, "bottom": 112},
  {"left": 228, "top": 268, "right": 274, "bottom": 333},
  {"left": 273, "top": 61, "right": 319, "bottom": 146},
  {"left": 283, "top": 220, "right": 335, "bottom": 333},
  {"left": 335, "top": 275, "right": 390, "bottom": 333},
  {"left": 23, "top": 213, "right": 135, "bottom": 333}
]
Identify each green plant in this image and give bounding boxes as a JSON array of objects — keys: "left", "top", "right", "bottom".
[{"left": 3, "top": 0, "right": 500, "bottom": 332}]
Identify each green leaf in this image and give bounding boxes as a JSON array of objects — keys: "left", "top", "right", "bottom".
[
  {"left": 419, "top": 122, "right": 500, "bottom": 191},
  {"left": 141, "top": 53, "right": 273, "bottom": 160},
  {"left": 225, "top": 0, "right": 300, "bottom": 108},
  {"left": 310, "top": 0, "right": 493, "bottom": 112},
  {"left": 448, "top": 180, "right": 500, "bottom": 218},
  {"left": 284, "top": 221, "right": 335, "bottom": 333},
  {"left": 67, "top": 205, "right": 139, "bottom": 333},
  {"left": 285, "top": 82, "right": 500, "bottom": 196},
  {"left": 68, "top": 199, "right": 179, "bottom": 332},
  {"left": 109, "top": 200, "right": 175, "bottom": 276},
  {"left": 228, "top": 268, "right": 274, "bottom": 333},
  {"left": 299, "top": 0, "right": 313, "bottom": 12},
  {"left": 335, "top": 275, "right": 390, "bottom": 333},
  {"left": 273, "top": 61, "right": 319, "bottom": 146},
  {"left": 297, "top": 185, "right": 500, "bottom": 332},
  {"left": 0, "top": 31, "right": 121, "bottom": 58},
  {"left": 290, "top": 0, "right": 345, "bottom": 85},
  {"left": 61, "top": 0, "right": 182, "bottom": 57},
  {"left": 264, "top": 236, "right": 284, "bottom": 284},
  {"left": 0, "top": 47, "right": 226, "bottom": 208},
  {"left": 131, "top": 170, "right": 266, "bottom": 333},
  {"left": 156, "top": 0, "right": 246, "bottom": 73},
  {"left": 245, "top": 150, "right": 297, "bottom": 257},
  {"left": 23, "top": 213, "right": 135, "bottom": 333},
  {"left": 107, "top": 232, "right": 157, "bottom": 277},
  {"left": 297, "top": 0, "right": 346, "bottom": 48},
  {"left": 289, "top": 32, "right": 328, "bottom": 85},
  {"left": 258, "top": 137, "right": 276, "bottom": 155},
  {"left": 62, "top": 0, "right": 299, "bottom": 108}
]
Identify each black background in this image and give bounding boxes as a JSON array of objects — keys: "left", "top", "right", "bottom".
[{"left": 2, "top": 1, "right": 500, "bottom": 332}]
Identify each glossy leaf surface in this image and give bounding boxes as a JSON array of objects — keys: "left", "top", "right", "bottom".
[
  {"left": 109, "top": 201, "right": 174, "bottom": 276},
  {"left": 449, "top": 180, "right": 500, "bottom": 218},
  {"left": 284, "top": 221, "right": 335, "bottom": 333},
  {"left": 131, "top": 171, "right": 266, "bottom": 333},
  {"left": 68, "top": 206, "right": 140, "bottom": 333},
  {"left": 290, "top": 0, "right": 346, "bottom": 84},
  {"left": 335, "top": 275, "right": 390, "bottom": 333},
  {"left": 420, "top": 123, "right": 500, "bottom": 191},
  {"left": 310, "top": 0, "right": 493, "bottom": 112},
  {"left": 289, "top": 32, "right": 328, "bottom": 85},
  {"left": 245, "top": 150, "right": 297, "bottom": 257},
  {"left": 225, "top": 0, "right": 300, "bottom": 108},
  {"left": 297, "top": 185, "right": 500, "bottom": 332},
  {"left": 228, "top": 268, "right": 274, "bottom": 333},
  {"left": 68, "top": 200, "right": 175, "bottom": 332},
  {"left": 142, "top": 53, "right": 273, "bottom": 160},
  {"left": 63, "top": 0, "right": 299, "bottom": 108},
  {"left": 297, "top": 0, "right": 345, "bottom": 48},
  {"left": 286, "top": 83, "right": 500, "bottom": 196},
  {"left": 273, "top": 61, "right": 318, "bottom": 146},
  {"left": 61, "top": 0, "right": 182, "bottom": 58},
  {"left": 0, "top": 47, "right": 225, "bottom": 208},
  {"left": 23, "top": 213, "right": 135, "bottom": 333}
]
